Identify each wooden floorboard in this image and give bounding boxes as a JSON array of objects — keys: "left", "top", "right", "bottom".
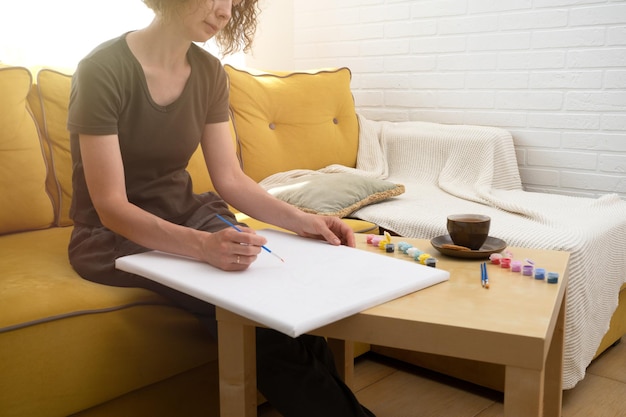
[{"left": 258, "top": 338, "right": 625, "bottom": 417}]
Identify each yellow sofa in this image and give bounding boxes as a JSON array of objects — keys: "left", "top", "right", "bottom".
[
  {"left": 0, "top": 64, "right": 377, "bottom": 417},
  {"left": 2, "top": 61, "right": 624, "bottom": 417}
]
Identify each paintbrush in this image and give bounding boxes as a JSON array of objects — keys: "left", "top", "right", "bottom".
[{"left": 215, "top": 214, "right": 285, "bottom": 263}]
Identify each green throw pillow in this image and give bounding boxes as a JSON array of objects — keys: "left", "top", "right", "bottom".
[{"left": 266, "top": 173, "right": 405, "bottom": 218}]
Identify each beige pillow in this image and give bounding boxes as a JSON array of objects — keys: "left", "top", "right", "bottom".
[{"left": 266, "top": 173, "right": 405, "bottom": 218}]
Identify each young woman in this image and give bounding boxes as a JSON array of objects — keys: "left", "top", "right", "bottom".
[{"left": 67, "top": 0, "right": 375, "bottom": 415}]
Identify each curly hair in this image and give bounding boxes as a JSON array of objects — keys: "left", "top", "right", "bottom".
[
  {"left": 141, "top": 0, "right": 260, "bottom": 55},
  {"left": 215, "top": 0, "right": 259, "bottom": 55}
]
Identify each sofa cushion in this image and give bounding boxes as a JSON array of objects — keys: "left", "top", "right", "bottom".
[
  {"left": 0, "top": 227, "right": 216, "bottom": 416},
  {"left": 225, "top": 65, "right": 359, "bottom": 182},
  {"left": 266, "top": 173, "right": 405, "bottom": 218},
  {"left": 0, "top": 66, "right": 54, "bottom": 234},
  {"left": 29, "top": 69, "right": 74, "bottom": 226}
]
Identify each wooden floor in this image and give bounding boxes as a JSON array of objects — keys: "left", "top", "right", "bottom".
[{"left": 258, "top": 338, "right": 626, "bottom": 417}]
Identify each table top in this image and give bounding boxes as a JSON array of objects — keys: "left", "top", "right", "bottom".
[
  {"left": 217, "top": 233, "right": 569, "bottom": 369},
  {"left": 356, "top": 235, "right": 569, "bottom": 332}
]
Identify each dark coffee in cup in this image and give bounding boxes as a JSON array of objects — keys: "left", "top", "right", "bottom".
[{"left": 447, "top": 214, "right": 491, "bottom": 250}]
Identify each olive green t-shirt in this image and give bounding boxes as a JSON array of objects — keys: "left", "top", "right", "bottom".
[{"left": 67, "top": 33, "right": 230, "bottom": 227}]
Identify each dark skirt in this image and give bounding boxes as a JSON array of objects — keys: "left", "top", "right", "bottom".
[{"left": 68, "top": 192, "right": 237, "bottom": 335}]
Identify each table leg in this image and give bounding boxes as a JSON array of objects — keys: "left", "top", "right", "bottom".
[
  {"left": 543, "top": 294, "right": 565, "bottom": 417},
  {"left": 327, "top": 338, "right": 354, "bottom": 388},
  {"left": 218, "top": 321, "right": 257, "bottom": 417},
  {"left": 503, "top": 295, "right": 566, "bottom": 417},
  {"left": 504, "top": 365, "right": 545, "bottom": 417}
]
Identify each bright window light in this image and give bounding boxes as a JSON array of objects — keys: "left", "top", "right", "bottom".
[{"left": 0, "top": 0, "right": 244, "bottom": 70}]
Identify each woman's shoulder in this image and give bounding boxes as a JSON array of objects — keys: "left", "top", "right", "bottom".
[
  {"left": 82, "top": 33, "right": 130, "bottom": 63},
  {"left": 188, "top": 44, "right": 224, "bottom": 71},
  {"left": 75, "top": 33, "right": 136, "bottom": 78},
  {"left": 71, "top": 35, "right": 142, "bottom": 97}
]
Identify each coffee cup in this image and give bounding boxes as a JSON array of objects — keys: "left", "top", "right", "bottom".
[{"left": 447, "top": 214, "right": 491, "bottom": 250}]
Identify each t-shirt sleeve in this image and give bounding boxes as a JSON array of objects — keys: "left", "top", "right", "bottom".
[
  {"left": 204, "top": 60, "right": 230, "bottom": 125},
  {"left": 67, "top": 58, "right": 122, "bottom": 136}
]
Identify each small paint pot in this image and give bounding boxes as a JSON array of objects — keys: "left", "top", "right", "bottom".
[
  {"left": 535, "top": 268, "right": 546, "bottom": 280},
  {"left": 547, "top": 272, "right": 559, "bottom": 284},
  {"left": 489, "top": 253, "right": 502, "bottom": 265},
  {"left": 418, "top": 253, "right": 431, "bottom": 264},
  {"left": 407, "top": 247, "right": 421, "bottom": 257},
  {"left": 522, "top": 264, "right": 534, "bottom": 276},
  {"left": 398, "top": 242, "right": 412, "bottom": 253}
]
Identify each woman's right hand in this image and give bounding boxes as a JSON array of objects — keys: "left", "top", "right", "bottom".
[{"left": 201, "top": 227, "right": 267, "bottom": 271}]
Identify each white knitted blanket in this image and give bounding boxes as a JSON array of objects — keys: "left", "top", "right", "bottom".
[{"left": 260, "top": 114, "right": 626, "bottom": 389}]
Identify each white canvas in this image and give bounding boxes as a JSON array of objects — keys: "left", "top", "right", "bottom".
[{"left": 115, "top": 229, "right": 449, "bottom": 337}]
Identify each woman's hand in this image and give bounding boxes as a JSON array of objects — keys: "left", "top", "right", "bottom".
[
  {"left": 296, "top": 214, "right": 356, "bottom": 248},
  {"left": 200, "top": 227, "right": 267, "bottom": 271}
]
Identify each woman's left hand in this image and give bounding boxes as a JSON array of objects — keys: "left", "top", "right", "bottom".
[{"left": 296, "top": 214, "right": 356, "bottom": 248}]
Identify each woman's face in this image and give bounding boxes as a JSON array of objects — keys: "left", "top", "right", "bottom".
[{"left": 179, "top": 0, "right": 241, "bottom": 43}]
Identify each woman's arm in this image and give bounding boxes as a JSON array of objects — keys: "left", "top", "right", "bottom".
[
  {"left": 202, "top": 122, "right": 355, "bottom": 247},
  {"left": 78, "top": 133, "right": 266, "bottom": 270}
]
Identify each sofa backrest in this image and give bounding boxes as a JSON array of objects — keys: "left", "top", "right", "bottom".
[
  {"left": 0, "top": 65, "right": 55, "bottom": 234},
  {"left": 225, "top": 65, "right": 359, "bottom": 182},
  {"left": 28, "top": 69, "right": 73, "bottom": 226},
  {"left": 1, "top": 63, "right": 358, "bottom": 233}
]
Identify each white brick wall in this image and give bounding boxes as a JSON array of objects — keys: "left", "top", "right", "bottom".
[{"left": 290, "top": 0, "right": 626, "bottom": 199}]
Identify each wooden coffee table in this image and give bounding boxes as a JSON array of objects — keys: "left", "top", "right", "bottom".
[{"left": 216, "top": 234, "right": 569, "bottom": 417}]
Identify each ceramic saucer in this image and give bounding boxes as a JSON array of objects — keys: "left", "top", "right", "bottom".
[{"left": 430, "top": 235, "right": 507, "bottom": 259}]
